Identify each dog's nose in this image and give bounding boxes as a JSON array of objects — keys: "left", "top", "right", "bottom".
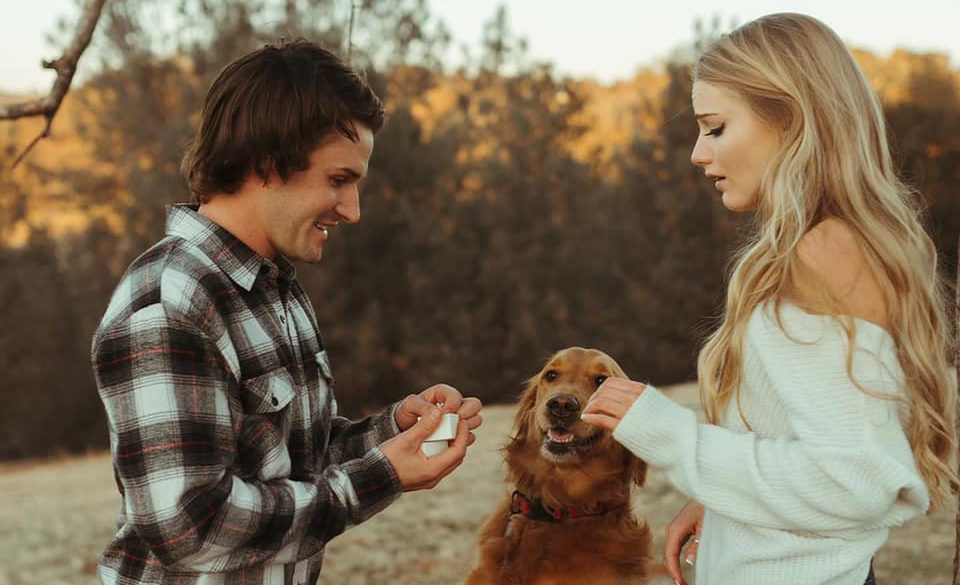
[{"left": 547, "top": 393, "right": 581, "bottom": 420}]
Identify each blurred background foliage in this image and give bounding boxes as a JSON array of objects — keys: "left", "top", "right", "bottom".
[{"left": 1, "top": 0, "right": 957, "bottom": 461}]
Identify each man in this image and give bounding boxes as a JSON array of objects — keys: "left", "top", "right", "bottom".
[{"left": 91, "top": 39, "right": 482, "bottom": 585}]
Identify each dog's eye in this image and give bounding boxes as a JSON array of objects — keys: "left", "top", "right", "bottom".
[
  {"left": 544, "top": 370, "right": 558, "bottom": 382},
  {"left": 594, "top": 375, "right": 607, "bottom": 387}
]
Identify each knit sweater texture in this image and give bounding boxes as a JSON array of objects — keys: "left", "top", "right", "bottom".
[{"left": 613, "top": 301, "right": 929, "bottom": 585}]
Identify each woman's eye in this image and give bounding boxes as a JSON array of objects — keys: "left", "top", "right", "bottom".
[
  {"left": 331, "top": 176, "right": 348, "bottom": 188},
  {"left": 595, "top": 375, "right": 607, "bottom": 387},
  {"left": 704, "top": 123, "right": 725, "bottom": 137},
  {"left": 544, "top": 370, "right": 558, "bottom": 382}
]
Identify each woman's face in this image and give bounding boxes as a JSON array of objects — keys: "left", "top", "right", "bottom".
[{"left": 690, "top": 81, "right": 781, "bottom": 212}]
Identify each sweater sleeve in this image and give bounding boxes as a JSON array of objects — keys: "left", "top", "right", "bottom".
[{"left": 612, "top": 306, "right": 929, "bottom": 534}]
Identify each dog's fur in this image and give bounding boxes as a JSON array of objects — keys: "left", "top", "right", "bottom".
[{"left": 464, "top": 347, "right": 652, "bottom": 585}]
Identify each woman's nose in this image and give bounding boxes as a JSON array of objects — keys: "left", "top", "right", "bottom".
[{"left": 690, "top": 138, "right": 711, "bottom": 167}]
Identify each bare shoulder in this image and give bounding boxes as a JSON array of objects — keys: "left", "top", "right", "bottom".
[
  {"left": 795, "top": 218, "right": 888, "bottom": 328},
  {"left": 796, "top": 219, "right": 859, "bottom": 274}
]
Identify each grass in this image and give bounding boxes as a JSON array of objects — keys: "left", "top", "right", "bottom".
[{"left": 0, "top": 383, "right": 953, "bottom": 584}]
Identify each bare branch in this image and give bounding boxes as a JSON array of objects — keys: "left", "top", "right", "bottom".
[
  {"left": 347, "top": 1, "right": 358, "bottom": 65},
  {"left": 12, "top": 116, "right": 55, "bottom": 168},
  {"left": 0, "top": 0, "right": 107, "bottom": 166}
]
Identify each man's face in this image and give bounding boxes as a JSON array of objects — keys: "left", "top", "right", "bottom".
[{"left": 256, "top": 124, "right": 374, "bottom": 263}]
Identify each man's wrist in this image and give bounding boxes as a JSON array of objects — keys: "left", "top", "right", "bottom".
[{"left": 387, "top": 402, "right": 404, "bottom": 435}]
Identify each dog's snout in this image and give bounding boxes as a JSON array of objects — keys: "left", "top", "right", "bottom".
[{"left": 547, "top": 393, "right": 581, "bottom": 419}]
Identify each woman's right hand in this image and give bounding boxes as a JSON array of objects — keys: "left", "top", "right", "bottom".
[{"left": 664, "top": 500, "right": 705, "bottom": 585}]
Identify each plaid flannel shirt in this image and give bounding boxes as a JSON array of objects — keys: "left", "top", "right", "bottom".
[{"left": 92, "top": 204, "right": 404, "bottom": 585}]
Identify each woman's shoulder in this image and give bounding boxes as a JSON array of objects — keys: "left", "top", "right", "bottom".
[{"left": 794, "top": 218, "right": 888, "bottom": 329}]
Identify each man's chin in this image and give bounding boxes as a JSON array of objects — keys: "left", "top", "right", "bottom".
[
  {"left": 299, "top": 253, "right": 324, "bottom": 264},
  {"left": 282, "top": 247, "right": 324, "bottom": 264}
]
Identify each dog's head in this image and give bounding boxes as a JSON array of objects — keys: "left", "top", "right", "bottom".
[{"left": 507, "top": 347, "right": 646, "bottom": 500}]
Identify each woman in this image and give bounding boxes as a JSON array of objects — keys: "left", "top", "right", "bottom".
[{"left": 581, "top": 13, "right": 956, "bottom": 585}]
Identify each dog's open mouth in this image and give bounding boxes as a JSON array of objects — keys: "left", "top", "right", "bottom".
[{"left": 544, "top": 427, "right": 602, "bottom": 455}]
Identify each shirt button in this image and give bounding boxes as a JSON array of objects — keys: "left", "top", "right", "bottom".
[
  {"left": 271, "top": 395, "right": 279, "bottom": 406},
  {"left": 279, "top": 314, "right": 286, "bottom": 324}
]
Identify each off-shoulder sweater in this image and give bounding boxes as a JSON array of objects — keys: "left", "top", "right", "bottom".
[{"left": 613, "top": 301, "right": 928, "bottom": 585}]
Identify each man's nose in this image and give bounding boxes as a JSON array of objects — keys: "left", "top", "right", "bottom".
[{"left": 335, "top": 188, "right": 360, "bottom": 224}]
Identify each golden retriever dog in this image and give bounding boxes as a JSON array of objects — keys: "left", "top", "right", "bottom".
[{"left": 464, "top": 347, "right": 653, "bottom": 585}]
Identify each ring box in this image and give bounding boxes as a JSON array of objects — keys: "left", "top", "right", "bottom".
[{"left": 421, "top": 413, "right": 459, "bottom": 456}]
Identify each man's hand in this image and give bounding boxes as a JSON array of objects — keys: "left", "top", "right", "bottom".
[
  {"left": 380, "top": 405, "right": 472, "bottom": 491},
  {"left": 580, "top": 377, "right": 647, "bottom": 431},
  {"left": 664, "top": 500, "right": 704, "bottom": 585},
  {"left": 395, "top": 383, "right": 483, "bottom": 445}
]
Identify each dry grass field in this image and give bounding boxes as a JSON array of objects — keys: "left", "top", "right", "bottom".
[{"left": 0, "top": 383, "right": 953, "bottom": 585}]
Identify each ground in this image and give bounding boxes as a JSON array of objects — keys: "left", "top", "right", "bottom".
[{"left": 0, "top": 383, "right": 953, "bottom": 584}]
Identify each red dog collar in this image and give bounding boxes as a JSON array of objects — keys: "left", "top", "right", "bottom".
[{"left": 510, "top": 490, "right": 617, "bottom": 522}]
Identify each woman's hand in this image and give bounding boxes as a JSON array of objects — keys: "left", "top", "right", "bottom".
[
  {"left": 664, "top": 500, "right": 705, "bottom": 585},
  {"left": 580, "top": 377, "right": 647, "bottom": 431}
]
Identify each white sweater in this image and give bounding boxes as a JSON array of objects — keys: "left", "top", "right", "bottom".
[{"left": 613, "top": 301, "right": 929, "bottom": 585}]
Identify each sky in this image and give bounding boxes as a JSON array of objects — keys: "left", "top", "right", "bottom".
[{"left": 2, "top": 0, "right": 958, "bottom": 94}]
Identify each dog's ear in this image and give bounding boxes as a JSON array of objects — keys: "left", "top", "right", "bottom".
[
  {"left": 629, "top": 455, "right": 648, "bottom": 487},
  {"left": 508, "top": 375, "right": 540, "bottom": 451},
  {"left": 608, "top": 357, "right": 628, "bottom": 380}
]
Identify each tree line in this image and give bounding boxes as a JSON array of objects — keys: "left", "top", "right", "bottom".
[{"left": 1, "top": 0, "right": 957, "bottom": 461}]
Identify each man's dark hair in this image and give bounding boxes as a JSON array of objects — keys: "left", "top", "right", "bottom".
[{"left": 182, "top": 39, "right": 385, "bottom": 202}]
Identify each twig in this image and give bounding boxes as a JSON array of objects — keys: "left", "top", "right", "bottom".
[
  {"left": 0, "top": 0, "right": 107, "bottom": 167},
  {"left": 346, "top": 1, "right": 357, "bottom": 64},
  {"left": 12, "top": 116, "right": 54, "bottom": 168}
]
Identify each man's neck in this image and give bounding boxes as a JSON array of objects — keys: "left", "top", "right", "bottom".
[{"left": 198, "top": 191, "right": 274, "bottom": 259}]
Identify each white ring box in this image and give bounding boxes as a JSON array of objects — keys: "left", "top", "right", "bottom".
[{"left": 421, "top": 413, "right": 459, "bottom": 456}]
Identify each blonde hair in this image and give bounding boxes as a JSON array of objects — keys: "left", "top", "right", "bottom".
[{"left": 694, "top": 13, "right": 957, "bottom": 509}]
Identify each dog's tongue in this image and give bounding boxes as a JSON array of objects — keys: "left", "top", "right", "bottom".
[{"left": 548, "top": 428, "right": 575, "bottom": 443}]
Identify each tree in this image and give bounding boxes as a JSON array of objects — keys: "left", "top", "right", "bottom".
[{"left": 0, "top": 0, "right": 107, "bottom": 166}]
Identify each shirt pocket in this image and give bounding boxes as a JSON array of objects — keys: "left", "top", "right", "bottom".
[
  {"left": 237, "top": 370, "right": 296, "bottom": 480},
  {"left": 240, "top": 369, "right": 296, "bottom": 413}
]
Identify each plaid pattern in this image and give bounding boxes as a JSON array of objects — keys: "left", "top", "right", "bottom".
[{"left": 92, "top": 204, "right": 404, "bottom": 585}]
